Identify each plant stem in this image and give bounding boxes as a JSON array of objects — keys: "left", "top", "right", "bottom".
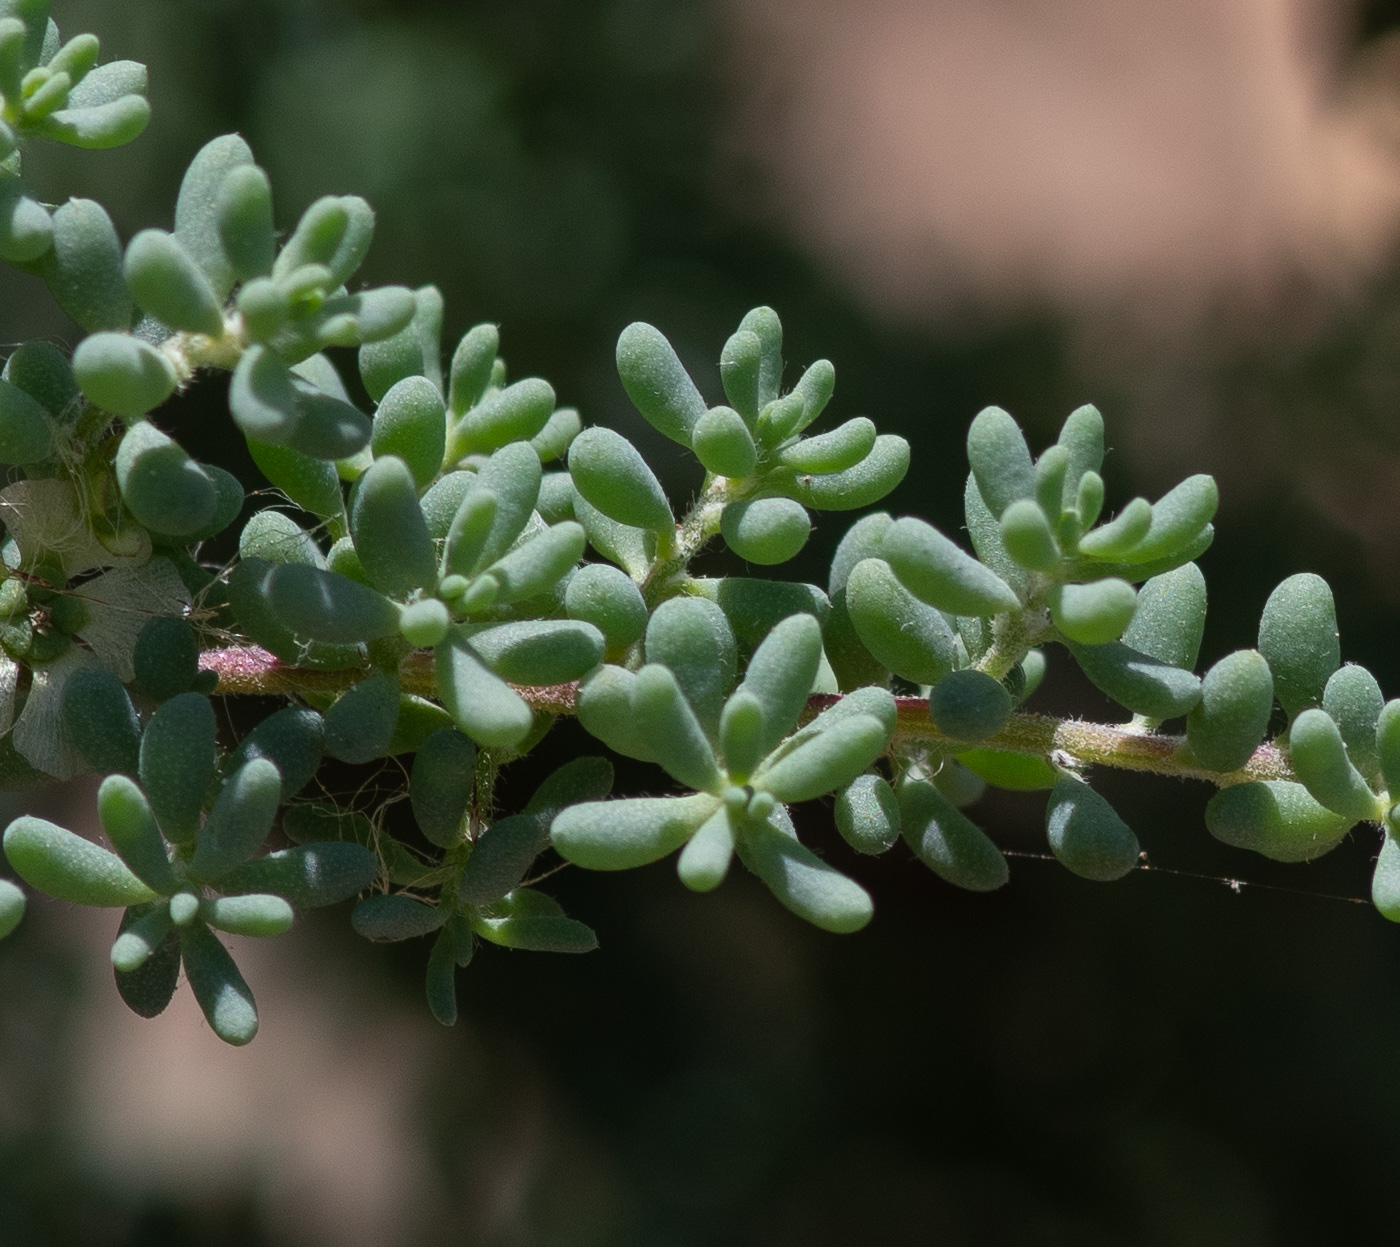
[
  {"left": 198, "top": 646, "right": 1296, "bottom": 789},
  {"left": 640, "top": 478, "right": 730, "bottom": 607}
]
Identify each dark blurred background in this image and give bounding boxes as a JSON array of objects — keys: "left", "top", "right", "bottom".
[{"left": 9, "top": 0, "right": 1400, "bottom": 1242}]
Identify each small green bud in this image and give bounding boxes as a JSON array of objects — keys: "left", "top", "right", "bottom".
[
  {"left": 755, "top": 393, "right": 806, "bottom": 447},
  {"left": 1049, "top": 578, "right": 1137, "bottom": 645},
  {"left": 172, "top": 887, "right": 213, "bottom": 922},
  {"left": 999, "top": 498, "right": 1059, "bottom": 572},
  {"left": 568, "top": 426, "right": 673, "bottom": 532},
  {"left": 97, "top": 774, "right": 178, "bottom": 896},
  {"left": 202, "top": 894, "right": 294, "bottom": 939},
  {"left": 1287, "top": 708, "right": 1379, "bottom": 822},
  {"left": 752, "top": 713, "right": 890, "bottom": 805},
  {"left": 739, "top": 306, "right": 784, "bottom": 407},
  {"left": 966, "top": 406, "right": 1034, "bottom": 518},
  {"left": 73, "top": 332, "right": 177, "bottom": 419},
  {"left": 844, "top": 557, "right": 957, "bottom": 685},
  {"left": 737, "top": 819, "right": 873, "bottom": 933},
  {"left": 564, "top": 563, "right": 647, "bottom": 651},
  {"left": 789, "top": 359, "right": 836, "bottom": 434},
  {"left": 3, "top": 815, "right": 156, "bottom": 907},
  {"left": 779, "top": 417, "right": 876, "bottom": 475},
  {"left": 399, "top": 598, "right": 450, "bottom": 648},
  {"left": 835, "top": 773, "right": 901, "bottom": 856},
  {"left": 616, "top": 321, "right": 709, "bottom": 446},
  {"left": 1206, "top": 780, "right": 1352, "bottom": 862},
  {"left": 61, "top": 666, "right": 140, "bottom": 776},
  {"left": 180, "top": 922, "right": 258, "bottom": 1045},
  {"left": 274, "top": 194, "right": 374, "bottom": 288},
  {"left": 434, "top": 632, "right": 533, "bottom": 748},
  {"left": 1121, "top": 562, "right": 1207, "bottom": 670},
  {"left": 324, "top": 672, "right": 400, "bottom": 765},
  {"left": 123, "top": 229, "right": 224, "bottom": 336},
  {"left": 1076, "top": 497, "right": 1151, "bottom": 559},
  {"left": 720, "top": 497, "right": 810, "bottom": 565},
  {"left": 1322, "top": 665, "right": 1385, "bottom": 783},
  {"left": 352, "top": 894, "right": 446, "bottom": 941},
  {"left": 899, "top": 777, "right": 1007, "bottom": 889},
  {"left": 1045, "top": 773, "right": 1139, "bottom": 881},
  {"left": 1056, "top": 404, "right": 1105, "bottom": 502},
  {"left": 692, "top": 405, "right": 758, "bottom": 477},
  {"left": 447, "top": 377, "right": 555, "bottom": 459},
  {"left": 140, "top": 693, "right": 216, "bottom": 846},
  {"left": 1034, "top": 444, "right": 1070, "bottom": 519},
  {"left": 409, "top": 728, "right": 476, "bottom": 848},
  {"left": 191, "top": 757, "right": 282, "bottom": 881},
  {"left": 265, "top": 564, "right": 401, "bottom": 643},
  {"left": 1258, "top": 573, "right": 1339, "bottom": 719},
  {"left": 469, "top": 619, "right": 604, "bottom": 687},
  {"left": 226, "top": 707, "right": 324, "bottom": 802},
  {"left": 644, "top": 597, "right": 737, "bottom": 738},
  {"left": 447, "top": 323, "right": 499, "bottom": 416},
  {"left": 880, "top": 517, "right": 1021, "bottom": 617},
  {"left": 929, "top": 670, "right": 1013, "bottom": 741},
  {"left": 1075, "top": 471, "right": 1106, "bottom": 531},
  {"left": 552, "top": 793, "right": 719, "bottom": 871},
  {"left": 718, "top": 691, "right": 766, "bottom": 783},
  {"left": 719, "top": 328, "right": 762, "bottom": 422},
  {"left": 349, "top": 455, "right": 437, "bottom": 595},
  {"left": 236, "top": 276, "right": 288, "bottom": 340},
  {"left": 215, "top": 842, "right": 377, "bottom": 909},
  {"left": 779, "top": 434, "right": 910, "bottom": 511},
  {"left": 1185, "top": 649, "right": 1273, "bottom": 772}
]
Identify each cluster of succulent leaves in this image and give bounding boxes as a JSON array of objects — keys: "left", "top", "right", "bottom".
[{"left": 1, "top": 1, "right": 1399, "bottom": 1046}]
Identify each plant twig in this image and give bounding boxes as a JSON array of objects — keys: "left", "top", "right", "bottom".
[{"left": 199, "top": 646, "right": 1296, "bottom": 789}]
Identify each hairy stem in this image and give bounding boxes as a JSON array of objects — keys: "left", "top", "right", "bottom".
[
  {"left": 641, "top": 478, "right": 730, "bottom": 607},
  {"left": 199, "top": 646, "right": 1296, "bottom": 788}
]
